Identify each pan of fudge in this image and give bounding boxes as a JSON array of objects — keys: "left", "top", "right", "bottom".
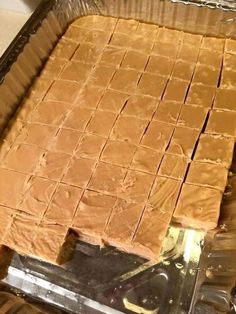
[{"left": 0, "top": 0, "right": 236, "bottom": 313}]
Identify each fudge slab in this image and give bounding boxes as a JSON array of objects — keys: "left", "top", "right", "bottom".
[{"left": 174, "top": 184, "right": 222, "bottom": 230}]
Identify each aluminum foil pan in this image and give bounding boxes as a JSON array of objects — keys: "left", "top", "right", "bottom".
[{"left": 0, "top": 0, "right": 236, "bottom": 313}]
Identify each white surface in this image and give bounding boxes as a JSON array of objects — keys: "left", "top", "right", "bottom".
[
  {"left": 0, "top": 9, "right": 29, "bottom": 57},
  {"left": 0, "top": 0, "right": 40, "bottom": 14},
  {"left": 0, "top": 0, "right": 41, "bottom": 57}
]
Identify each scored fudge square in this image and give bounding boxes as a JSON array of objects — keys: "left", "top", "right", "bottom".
[
  {"left": 225, "top": 39, "right": 236, "bottom": 55},
  {"left": 122, "top": 95, "right": 157, "bottom": 120},
  {"left": 63, "top": 25, "right": 89, "bottom": 42},
  {"left": 3, "top": 144, "right": 44, "bottom": 174},
  {"left": 220, "top": 70, "right": 236, "bottom": 90},
  {"left": 198, "top": 49, "right": 222, "bottom": 69},
  {"left": 163, "top": 79, "right": 189, "bottom": 103},
  {"left": 104, "top": 199, "right": 146, "bottom": 245},
  {"left": 147, "top": 176, "right": 182, "bottom": 224},
  {"left": 174, "top": 183, "right": 223, "bottom": 230},
  {"left": 51, "top": 38, "right": 78, "bottom": 60},
  {"left": 100, "top": 46, "right": 126, "bottom": 66},
  {"left": 45, "top": 80, "right": 81, "bottom": 103},
  {"left": 121, "top": 170, "right": 155, "bottom": 203},
  {"left": 152, "top": 42, "right": 179, "bottom": 59},
  {"left": 192, "top": 64, "right": 220, "bottom": 87},
  {"left": 89, "top": 162, "right": 127, "bottom": 194},
  {"left": 86, "top": 110, "right": 117, "bottom": 137},
  {"left": 36, "top": 151, "right": 70, "bottom": 181},
  {"left": 15, "top": 123, "right": 57, "bottom": 148},
  {"left": 156, "top": 28, "right": 183, "bottom": 43},
  {"left": 75, "top": 134, "right": 106, "bottom": 160},
  {"left": 111, "top": 116, "right": 148, "bottom": 144},
  {"left": 30, "top": 100, "right": 71, "bottom": 126},
  {"left": 76, "top": 84, "right": 104, "bottom": 109},
  {"left": 201, "top": 37, "right": 225, "bottom": 52},
  {"left": 136, "top": 22, "right": 159, "bottom": 37},
  {"left": 141, "top": 121, "right": 174, "bottom": 151},
  {"left": 167, "top": 126, "right": 199, "bottom": 158},
  {"left": 42, "top": 58, "right": 67, "bottom": 79},
  {"left": 138, "top": 73, "right": 168, "bottom": 98},
  {"left": 177, "top": 44, "right": 199, "bottom": 63},
  {"left": 182, "top": 33, "right": 202, "bottom": 47},
  {"left": 30, "top": 223, "right": 68, "bottom": 264},
  {"left": 158, "top": 154, "right": 189, "bottom": 180},
  {"left": 131, "top": 36, "right": 154, "bottom": 54},
  {"left": 63, "top": 107, "right": 94, "bottom": 131},
  {"left": 84, "top": 29, "right": 112, "bottom": 46},
  {"left": 214, "top": 88, "right": 236, "bottom": 111},
  {"left": 16, "top": 98, "right": 38, "bottom": 121},
  {"left": 18, "top": 176, "right": 56, "bottom": 217},
  {"left": 185, "top": 83, "right": 216, "bottom": 108},
  {"left": 72, "top": 43, "right": 103, "bottom": 64},
  {"left": 171, "top": 60, "right": 195, "bottom": 81},
  {"left": 72, "top": 190, "right": 117, "bottom": 240},
  {"left": 0, "top": 169, "right": 29, "bottom": 208},
  {"left": 223, "top": 54, "right": 236, "bottom": 71},
  {"left": 109, "top": 32, "right": 134, "bottom": 48},
  {"left": 153, "top": 100, "right": 182, "bottom": 124},
  {"left": 98, "top": 89, "right": 129, "bottom": 113},
  {"left": 44, "top": 183, "right": 83, "bottom": 225},
  {"left": 194, "top": 134, "right": 234, "bottom": 168},
  {"left": 132, "top": 209, "right": 169, "bottom": 260},
  {"left": 4, "top": 213, "right": 39, "bottom": 255},
  {"left": 205, "top": 110, "right": 236, "bottom": 138},
  {"left": 73, "top": 15, "right": 117, "bottom": 31},
  {"left": 0, "top": 206, "right": 14, "bottom": 241},
  {"left": 110, "top": 68, "right": 141, "bottom": 93},
  {"left": 131, "top": 147, "right": 163, "bottom": 174},
  {"left": 121, "top": 51, "right": 148, "bottom": 71},
  {"left": 101, "top": 140, "right": 136, "bottom": 167},
  {"left": 145, "top": 55, "right": 174, "bottom": 76},
  {"left": 115, "top": 19, "right": 139, "bottom": 34},
  {"left": 63, "top": 157, "right": 96, "bottom": 188},
  {"left": 59, "top": 61, "right": 93, "bottom": 82},
  {"left": 186, "top": 161, "right": 228, "bottom": 192},
  {"left": 89, "top": 65, "right": 117, "bottom": 87},
  {"left": 51, "top": 128, "right": 82, "bottom": 155},
  {"left": 177, "top": 105, "right": 208, "bottom": 130},
  {"left": 28, "top": 74, "right": 53, "bottom": 102}
]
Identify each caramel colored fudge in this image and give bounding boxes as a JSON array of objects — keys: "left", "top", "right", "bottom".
[
  {"left": 220, "top": 70, "right": 236, "bottom": 90},
  {"left": 225, "top": 38, "right": 236, "bottom": 54},
  {"left": 141, "top": 121, "right": 174, "bottom": 151},
  {"left": 132, "top": 209, "right": 169, "bottom": 260},
  {"left": 30, "top": 223, "right": 69, "bottom": 264},
  {"left": 186, "top": 161, "right": 228, "bottom": 192},
  {"left": 104, "top": 199, "right": 146, "bottom": 247},
  {"left": 138, "top": 73, "right": 168, "bottom": 98},
  {"left": 174, "top": 184, "right": 222, "bottom": 230},
  {"left": 154, "top": 100, "right": 182, "bottom": 124},
  {"left": 185, "top": 83, "right": 215, "bottom": 108},
  {"left": 0, "top": 16, "right": 234, "bottom": 263},
  {"left": 214, "top": 88, "right": 236, "bottom": 111},
  {"left": 177, "top": 105, "right": 208, "bottom": 130},
  {"left": 205, "top": 110, "right": 236, "bottom": 138},
  {"left": 158, "top": 154, "right": 189, "bottom": 180},
  {"left": 194, "top": 134, "right": 234, "bottom": 168},
  {"left": 167, "top": 127, "right": 199, "bottom": 158},
  {"left": 73, "top": 190, "right": 117, "bottom": 243},
  {"left": 147, "top": 176, "right": 182, "bottom": 223}
]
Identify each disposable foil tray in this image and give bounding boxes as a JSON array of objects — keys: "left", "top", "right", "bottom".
[{"left": 0, "top": 1, "right": 236, "bottom": 313}]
